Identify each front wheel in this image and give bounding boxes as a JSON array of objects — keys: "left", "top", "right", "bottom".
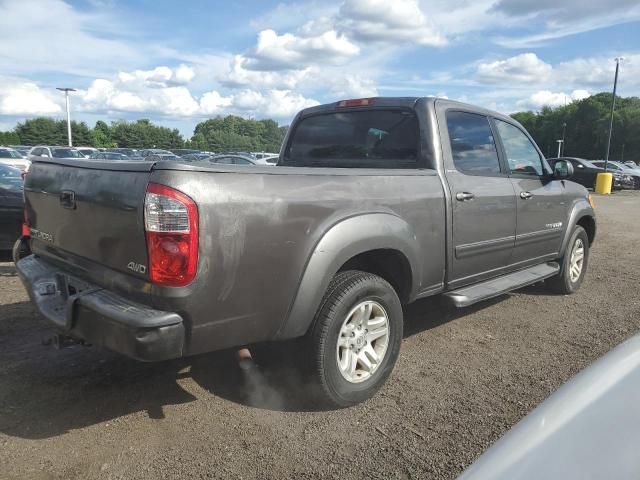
[
  {"left": 546, "top": 225, "right": 589, "bottom": 294},
  {"left": 307, "top": 270, "right": 403, "bottom": 408}
]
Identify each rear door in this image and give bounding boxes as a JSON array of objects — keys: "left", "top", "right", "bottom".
[
  {"left": 493, "top": 119, "right": 566, "bottom": 265},
  {"left": 438, "top": 107, "right": 517, "bottom": 288}
]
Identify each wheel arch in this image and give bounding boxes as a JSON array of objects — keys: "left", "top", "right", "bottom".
[{"left": 274, "top": 213, "right": 421, "bottom": 340}]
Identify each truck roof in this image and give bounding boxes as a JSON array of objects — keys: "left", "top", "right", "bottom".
[{"left": 297, "top": 96, "right": 515, "bottom": 124}]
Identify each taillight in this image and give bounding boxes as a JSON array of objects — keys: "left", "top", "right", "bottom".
[
  {"left": 337, "top": 98, "right": 374, "bottom": 108},
  {"left": 22, "top": 205, "right": 30, "bottom": 238},
  {"left": 144, "top": 183, "right": 198, "bottom": 287}
]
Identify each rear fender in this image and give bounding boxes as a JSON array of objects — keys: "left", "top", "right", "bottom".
[{"left": 275, "top": 213, "right": 421, "bottom": 339}]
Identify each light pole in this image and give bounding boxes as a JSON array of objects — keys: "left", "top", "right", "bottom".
[
  {"left": 604, "top": 57, "right": 623, "bottom": 171},
  {"left": 561, "top": 122, "right": 567, "bottom": 156},
  {"left": 56, "top": 87, "right": 76, "bottom": 147},
  {"left": 556, "top": 139, "right": 564, "bottom": 158}
]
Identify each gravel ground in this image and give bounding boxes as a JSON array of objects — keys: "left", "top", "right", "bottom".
[{"left": 1, "top": 191, "right": 639, "bottom": 480}]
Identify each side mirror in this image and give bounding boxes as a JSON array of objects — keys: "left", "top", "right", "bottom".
[{"left": 553, "top": 160, "right": 573, "bottom": 179}]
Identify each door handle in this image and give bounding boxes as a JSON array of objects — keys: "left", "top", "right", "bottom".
[
  {"left": 59, "top": 190, "right": 76, "bottom": 209},
  {"left": 520, "top": 191, "right": 533, "bottom": 200},
  {"left": 456, "top": 192, "right": 475, "bottom": 201}
]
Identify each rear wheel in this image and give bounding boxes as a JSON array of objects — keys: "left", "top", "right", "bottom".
[
  {"left": 546, "top": 225, "right": 589, "bottom": 294},
  {"left": 307, "top": 270, "right": 403, "bottom": 408}
]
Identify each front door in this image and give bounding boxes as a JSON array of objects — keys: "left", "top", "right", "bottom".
[
  {"left": 440, "top": 108, "right": 517, "bottom": 288},
  {"left": 493, "top": 119, "right": 566, "bottom": 266}
]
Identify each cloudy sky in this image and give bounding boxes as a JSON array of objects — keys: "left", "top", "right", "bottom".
[{"left": 1, "top": 0, "right": 639, "bottom": 137}]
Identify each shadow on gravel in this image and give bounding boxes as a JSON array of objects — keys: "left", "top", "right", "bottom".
[{"left": 0, "top": 292, "right": 512, "bottom": 439}]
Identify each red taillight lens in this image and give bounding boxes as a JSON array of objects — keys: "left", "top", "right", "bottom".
[
  {"left": 337, "top": 98, "right": 374, "bottom": 108},
  {"left": 22, "top": 205, "right": 30, "bottom": 238},
  {"left": 144, "top": 183, "right": 198, "bottom": 287}
]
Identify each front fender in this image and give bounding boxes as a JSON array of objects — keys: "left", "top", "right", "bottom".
[
  {"left": 559, "top": 197, "right": 596, "bottom": 255},
  {"left": 275, "top": 213, "right": 421, "bottom": 339}
]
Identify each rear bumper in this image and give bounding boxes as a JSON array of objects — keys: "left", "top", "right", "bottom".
[{"left": 16, "top": 255, "right": 184, "bottom": 361}]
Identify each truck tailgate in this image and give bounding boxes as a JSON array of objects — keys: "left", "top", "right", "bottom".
[{"left": 24, "top": 159, "right": 152, "bottom": 280}]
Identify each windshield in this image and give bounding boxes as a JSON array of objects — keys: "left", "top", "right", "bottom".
[
  {"left": 0, "top": 149, "right": 22, "bottom": 158},
  {"left": 283, "top": 109, "right": 419, "bottom": 168},
  {"left": 52, "top": 148, "right": 84, "bottom": 158}
]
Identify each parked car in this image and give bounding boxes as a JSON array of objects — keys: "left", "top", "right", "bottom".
[
  {"left": 591, "top": 160, "right": 640, "bottom": 189},
  {"left": 547, "top": 157, "right": 627, "bottom": 190},
  {"left": 139, "top": 149, "right": 174, "bottom": 158},
  {"left": 28, "top": 146, "right": 85, "bottom": 159},
  {"left": 14, "top": 97, "right": 595, "bottom": 407},
  {"left": 8, "top": 145, "right": 32, "bottom": 157},
  {"left": 181, "top": 153, "right": 213, "bottom": 161},
  {"left": 0, "top": 164, "right": 24, "bottom": 251},
  {"left": 209, "top": 154, "right": 260, "bottom": 166},
  {"left": 90, "top": 152, "right": 132, "bottom": 161},
  {"left": 76, "top": 147, "right": 98, "bottom": 158},
  {"left": 105, "top": 148, "right": 142, "bottom": 159},
  {"left": 0, "top": 147, "right": 31, "bottom": 171},
  {"left": 144, "top": 153, "right": 183, "bottom": 162},
  {"left": 169, "top": 149, "right": 202, "bottom": 157},
  {"left": 252, "top": 152, "right": 279, "bottom": 161}
]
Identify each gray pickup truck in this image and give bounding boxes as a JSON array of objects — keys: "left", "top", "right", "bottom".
[{"left": 16, "top": 97, "right": 595, "bottom": 407}]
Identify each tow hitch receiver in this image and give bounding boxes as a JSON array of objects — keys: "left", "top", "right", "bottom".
[{"left": 43, "top": 334, "right": 90, "bottom": 349}]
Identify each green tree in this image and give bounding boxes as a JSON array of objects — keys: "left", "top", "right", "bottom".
[
  {"left": 511, "top": 92, "right": 640, "bottom": 161},
  {"left": 192, "top": 115, "right": 287, "bottom": 153}
]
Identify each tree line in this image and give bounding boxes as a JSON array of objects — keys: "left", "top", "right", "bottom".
[
  {"left": 0, "top": 115, "right": 288, "bottom": 153},
  {"left": 511, "top": 92, "right": 640, "bottom": 160}
]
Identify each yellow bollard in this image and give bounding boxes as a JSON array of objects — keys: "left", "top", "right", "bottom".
[{"left": 595, "top": 172, "right": 613, "bottom": 194}]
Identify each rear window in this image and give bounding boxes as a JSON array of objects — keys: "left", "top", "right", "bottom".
[{"left": 283, "top": 109, "right": 419, "bottom": 168}]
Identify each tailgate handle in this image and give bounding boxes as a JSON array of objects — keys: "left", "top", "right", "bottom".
[{"left": 60, "top": 190, "right": 76, "bottom": 209}]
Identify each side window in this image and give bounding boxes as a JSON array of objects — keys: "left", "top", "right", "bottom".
[
  {"left": 215, "top": 157, "right": 234, "bottom": 165},
  {"left": 234, "top": 158, "right": 252, "bottom": 165},
  {"left": 446, "top": 111, "right": 501, "bottom": 175},
  {"left": 495, "top": 120, "right": 544, "bottom": 176},
  {"left": 31, "top": 148, "right": 41, "bottom": 156}
]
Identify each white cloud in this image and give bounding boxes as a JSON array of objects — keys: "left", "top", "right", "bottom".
[
  {"left": 0, "top": 0, "right": 143, "bottom": 76},
  {"left": 492, "top": 0, "right": 640, "bottom": 47},
  {"left": 245, "top": 29, "right": 360, "bottom": 70},
  {"left": 230, "top": 89, "right": 320, "bottom": 118},
  {"left": 0, "top": 80, "right": 62, "bottom": 115},
  {"left": 221, "top": 55, "right": 312, "bottom": 89},
  {"left": 75, "top": 65, "right": 319, "bottom": 121},
  {"left": 517, "top": 89, "right": 591, "bottom": 109},
  {"left": 199, "top": 91, "right": 234, "bottom": 115},
  {"left": 339, "top": 0, "right": 446, "bottom": 46},
  {"left": 327, "top": 74, "right": 378, "bottom": 98},
  {"left": 477, "top": 53, "right": 552, "bottom": 83}
]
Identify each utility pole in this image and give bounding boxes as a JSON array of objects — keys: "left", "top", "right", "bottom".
[
  {"left": 56, "top": 87, "right": 76, "bottom": 147},
  {"left": 604, "top": 58, "right": 623, "bottom": 171}
]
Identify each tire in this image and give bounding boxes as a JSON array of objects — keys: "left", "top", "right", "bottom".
[
  {"left": 307, "top": 270, "right": 403, "bottom": 408},
  {"left": 546, "top": 225, "right": 589, "bottom": 294},
  {"left": 12, "top": 237, "right": 31, "bottom": 264}
]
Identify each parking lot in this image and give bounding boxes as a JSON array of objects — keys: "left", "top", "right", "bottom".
[{"left": 0, "top": 191, "right": 638, "bottom": 480}]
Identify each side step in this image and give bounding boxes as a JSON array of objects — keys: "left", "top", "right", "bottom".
[{"left": 444, "top": 262, "right": 560, "bottom": 308}]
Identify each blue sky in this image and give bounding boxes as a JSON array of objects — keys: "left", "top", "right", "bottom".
[{"left": 1, "top": 0, "right": 639, "bottom": 138}]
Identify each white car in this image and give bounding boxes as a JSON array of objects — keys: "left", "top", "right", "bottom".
[
  {"left": 76, "top": 146, "right": 99, "bottom": 158},
  {"left": 0, "top": 147, "right": 30, "bottom": 171}
]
